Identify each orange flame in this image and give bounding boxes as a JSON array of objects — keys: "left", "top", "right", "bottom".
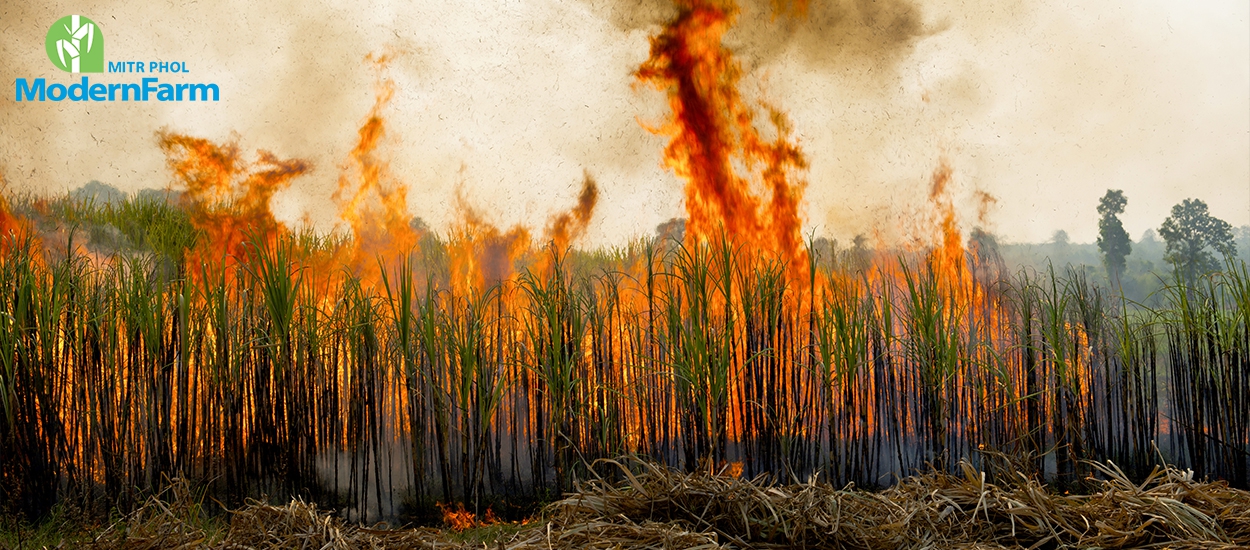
[
  {"left": 448, "top": 185, "right": 532, "bottom": 295},
  {"left": 158, "top": 131, "right": 309, "bottom": 272},
  {"left": 438, "top": 501, "right": 498, "bottom": 532},
  {"left": 928, "top": 157, "right": 963, "bottom": 276},
  {"left": 637, "top": 0, "right": 808, "bottom": 272},
  {"left": 333, "top": 52, "right": 421, "bottom": 287},
  {"left": 0, "top": 185, "right": 33, "bottom": 252},
  {"left": 448, "top": 171, "right": 599, "bottom": 294},
  {"left": 542, "top": 171, "right": 599, "bottom": 252}
]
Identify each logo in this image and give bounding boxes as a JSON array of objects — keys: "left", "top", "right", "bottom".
[
  {"left": 45, "top": 15, "right": 104, "bottom": 73},
  {"left": 18, "top": 15, "right": 219, "bottom": 103}
]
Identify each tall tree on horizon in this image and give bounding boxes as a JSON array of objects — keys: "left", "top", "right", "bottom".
[
  {"left": 1159, "top": 198, "right": 1237, "bottom": 281},
  {"left": 1096, "top": 189, "right": 1132, "bottom": 284}
]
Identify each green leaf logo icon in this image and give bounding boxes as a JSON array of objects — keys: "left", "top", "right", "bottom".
[{"left": 45, "top": 15, "right": 104, "bottom": 73}]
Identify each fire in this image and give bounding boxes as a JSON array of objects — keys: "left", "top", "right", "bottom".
[
  {"left": 717, "top": 460, "right": 744, "bottom": 477},
  {"left": 0, "top": 185, "right": 33, "bottom": 252},
  {"left": 920, "top": 158, "right": 993, "bottom": 346},
  {"left": 333, "top": 51, "right": 420, "bottom": 286},
  {"left": 153, "top": 48, "right": 604, "bottom": 301},
  {"left": 543, "top": 171, "right": 599, "bottom": 252},
  {"left": 156, "top": 51, "right": 425, "bottom": 291},
  {"left": 438, "top": 501, "right": 499, "bottom": 531},
  {"left": 446, "top": 170, "right": 599, "bottom": 294},
  {"left": 448, "top": 195, "right": 531, "bottom": 295},
  {"left": 438, "top": 501, "right": 476, "bottom": 531},
  {"left": 928, "top": 159, "right": 961, "bottom": 272},
  {"left": 3, "top": 4, "right": 1202, "bottom": 525},
  {"left": 158, "top": 132, "right": 309, "bottom": 273},
  {"left": 0, "top": 195, "right": 17, "bottom": 238},
  {"left": 636, "top": 0, "right": 808, "bottom": 273}
]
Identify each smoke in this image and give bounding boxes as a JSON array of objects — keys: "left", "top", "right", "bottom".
[
  {"left": 587, "top": 0, "right": 1249, "bottom": 244},
  {"left": 584, "top": 0, "right": 932, "bottom": 77},
  {"left": 0, "top": 0, "right": 379, "bottom": 226},
  {"left": 764, "top": 0, "right": 1247, "bottom": 245},
  {"left": 735, "top": 0, "right": 930, "bottom": 73},
  {"left": 1, "top": 0, "right": 1246, "bottom": 246}
]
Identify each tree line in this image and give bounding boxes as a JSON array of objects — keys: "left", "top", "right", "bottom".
[{"left": 1097, "top": 191, "right": 1238, "bottom": 283}]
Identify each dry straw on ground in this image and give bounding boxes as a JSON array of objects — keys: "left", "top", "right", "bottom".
[
  {"left": 523, "top": 458, "right": 1250, "bottom": 549},
  {"left": 88, "top": 458, "right": 1250, "bottom": 549}
]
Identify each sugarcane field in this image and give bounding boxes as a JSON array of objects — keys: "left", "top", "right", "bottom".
[{"left": 2, "top": 0, "right": 1248, "bottom": 548}]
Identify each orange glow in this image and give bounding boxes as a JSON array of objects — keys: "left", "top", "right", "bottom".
[
  {"left": 448, "top": 170, "right": 599, "bottom": 294},
  {"left": 333, "top": 51, "right": 421, "bottom": 287},
  {"left": 0, "top": 188, "right": 33, "bottom": 251},
  {"left": 448, "top": 188, "right": 531, "bottom": 295},
  {"left": 928, "top": 159, "right": 963, "bottom": 277},
  {"left": 438, "top": 501, "right": 498, "bottom": 531},
  {"left": 636, "top": 0, "right": 808, "bottom": 275},
  {"left": 542, "top": 172, "right": 599, "bottom": 252},
  {"left": 158, "top": 131, "right": 309, "bottom": 274},
  {"left": 0, "top": 14, "right": 1184, "bottom": 523}
]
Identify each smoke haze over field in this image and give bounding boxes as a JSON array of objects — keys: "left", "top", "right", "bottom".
[{"left": 1, "top": 0, "right": 1247, "bottom": 246}]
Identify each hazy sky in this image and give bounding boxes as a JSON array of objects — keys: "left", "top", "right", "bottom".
[{"left": 2, "top": 0, "right": 1247, "bottom": 246}]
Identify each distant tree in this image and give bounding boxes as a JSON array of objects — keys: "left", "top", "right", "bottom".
[
  {"left": 808, "top": 236, "right": 835, "bottom": 267},
  {"left": 1051, "top": 230, "right": 1070, "bottom": 246},
  {"left": 1134, "top": 228, "right": 1165, "bottom": 264},
  {"left": 850, "top": 233, "right": 871, "bottom": 272},
  {"left": 1237, "top": 225, "right": 1250, "bottom": 260},
  {"left": 1158, "top": 199, "right": 1237, "bottom": 281},
  {"left": 852, "top": 233, "right": 870, "bottom": 251},
  {"left": 1045, "top": 230, "right": 1071, "bottom": 265},
  {"left": 1096, "top": 189, "right": 1132, "bottom": 283},
  {"left": 72, "top": 180, "right": 126, "bottom": 206}
]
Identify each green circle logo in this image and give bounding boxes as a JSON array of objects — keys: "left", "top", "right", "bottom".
[{"left": 45, "top": 15, "right": 104, "bottom": 73}]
